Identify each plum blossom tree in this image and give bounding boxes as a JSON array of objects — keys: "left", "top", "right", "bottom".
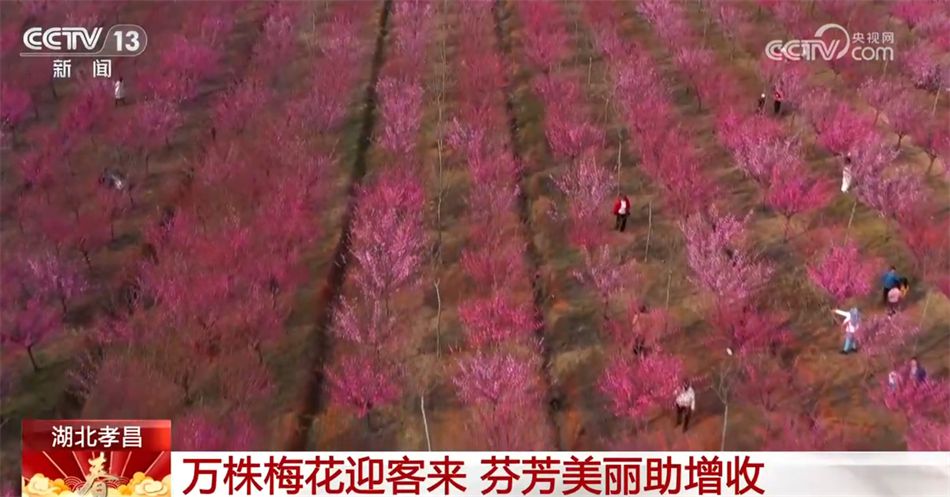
[
  {"left": 674, "top": 47, "right": 714, "bottom": 110},
  {"left": 859, "top": 314, "right": 921, "bottom": 359},
  {"left": 858, "top": 76, "right": 902, "bottom": 124},
  {"left": 543, "top": 113, "right": 603, "bottom": 162},
  {"left": 599, "top": 353, "right": 683, "bottom": 430},
  {"left": 26, "top": 251, "right": 87, "bottom": 316},
  {"left": 882, "top": 90, "right": 924, "bottom": 149},
  {"left": 348, "top": 171, "right": 427, "bottom": 311},
  {"left": 458, "top": 292, "right": 537, "bottom": 349},
  {"left": 807, "top": 240, "right": 876, "bottom": 304},
  {"left": 454, "top": 351, "right": 546, "bottom": 450},
  {"left": 766, "top": 166, "right": 832, "bottom": 239},
  {"left": 460, "top": 238, "right": 527, "bottom": 292},
  {"left": 681, "top": 209, "right": 773, "bottom": 307},
  {"left": 572, "top": 245, "right": 633, "bottom": 324},
  {"left": 710, "top": 305, "right": 790, "bottom": 358},
  {"left": 552, "top": 149, "right": 613, "bottom": 248},
  {"left": 912, "top": 118, "right": 949, "bottom": 175},
  {"left": 328, "top": 353, "right": 401, "bottom": 420},
  {"left": 173, "top": 408, "right": 260, "bottom": 450},
  {"left": 376, "top": 77, "right": 423, "bottom": 157},
  {"left": 0, "top": 262, "right": 59, "bottom": 371},
  {"left": 814, "top": 103, "right": 875, "bottom": 156},
  {"left": 904, "top": 41, "right": 945, "bottom": 93},
  {"left": 906, "top": 419, "right": 950, "bottom": 451},
  {"left": 759, "top": 411, "right": 846, "bottom": 450},
  {"left": 855, "top": 166, "right": 923, "bottom": 220}
]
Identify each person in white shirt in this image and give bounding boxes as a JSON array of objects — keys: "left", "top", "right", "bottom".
[
  {"left": 841, "top": 152, "right": 853, "bottom": 192},
  {"left": 613, "top": 194, "right": 631, "bottom": 232},
  {"left": 833, "top": 307, "right": 860, "bottom": 354},
  {"left": 114, "top": 77, "right": 126, "bottom": 106},
  {"left": 674, "top": 380, "right": 695, "bottom": 433}
]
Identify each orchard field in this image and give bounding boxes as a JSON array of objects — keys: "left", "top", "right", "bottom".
[{"left": 2, "top": 0, "right": 949, "bottom": 482}]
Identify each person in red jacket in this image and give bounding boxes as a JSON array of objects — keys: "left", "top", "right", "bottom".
[
  {"left": 773, "top": 87, "right": 784, "bottom": 115},
  {"left": 613, "top": 193, "right": 631, "bottom": 232}
]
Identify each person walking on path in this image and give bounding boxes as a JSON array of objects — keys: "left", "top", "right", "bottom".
[
  {"left": 888, "top": 370, "right": 900, "bottom": 390},
  {"left": 909, "top": 357, "right": 927, "bottom": 383},
  {"left": 841, "top": 152, "right": 853, "bottom": 192},
  {"left": 882, "top": 266, "right": 901, "bottom": 304},
  {"left": 674, "top": 380, "right": 696, "bottom": 433},
  {"left": 613, "top": 193, "right": 631, "bottom": 232},
  {"left": 757, "top": 92, "right": 766, "bottom": 113},
  {"left": 773, "top": 87, "right": 784, "bottom": 115},
  {"left": 834, "top": 307, "right": 860, "bottom": 354},
  {"left": 114, "top": 77, "right": 127, "bottom": 106}
]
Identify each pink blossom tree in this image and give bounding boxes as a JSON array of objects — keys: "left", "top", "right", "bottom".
[
  {"left": 460, "top": 238, "right": 527, "bottom": 292},
  {"left": 814, "top": 103, "right": 875, "bottom": 156},
  {"left": 807, "top": 240, "right": 876, "bottom": 304},
  {"left": 348, "top": 171, "right": 427, "bottom": 314},
  {"left": 681, "top": 209, "right": 773, "bottom": 308},
  {"left": 912, "top": 118, "right": 949, "bottom": 174},
  {"left": 906, "top": 419, "right": 950, "bottom": 451},
  {"left": 376, "top": 76, "right": 423, "bottom": 157},
  {"left": 766, "top": 167, "right": 832, "bottom": 239},
  {"left": 572, "top": 245, "right": 633, "bottom": 325},
  {"left": 0, "top": 265, "right": 59, "bottom": 371},
  {"left": 327, "top": 353, "right": 401, "bottom": 422},
  {"left": 710, "top": 306, "right": 790, "bottom": 358},
  {"left": 454, "top": 351, "right": 546, "bottom": 450},
  {"left": 759, "top": 411, "right": 846, "bottom": 450},
  {"left": 847, "top": 131, "right": 898, "bottom": 187},
  {"left": 544, "top": 113, "right": 603, "bottom": 162},
  {"left": 552, "top": 149, "right": 613, "bottom": 249},
  {"left": 173, "top": 408, "right": 260, "bottom": 450},
  {"left": 855, "top": 166, "right": 923, "bottom": 220},
  {"left": 458, "top": 292, "right": 538, "bottom": 349},
  {"left": 674, "top": 47, "right": 714, "bottom": 110},
  {"left": 904, "top": 41, "right": 945, "bottom": 93},
  {"left": 26, "top": 251, "right": 87, "bottom": 316},
  {"left": 882, "top": 90, "right": 924, "bottom": 149},
  {"left": 599, "top": 353, "right": 683, "bottom": 430},
  {"left": 858, "top": 76, "right": 902, "bottom": 124},
  {"left": 859, "top": 314, "right": 921, "bottom": 360}
]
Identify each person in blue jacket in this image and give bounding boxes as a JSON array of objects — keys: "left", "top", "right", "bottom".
[
  {"left": 882, "top": 266, "right": 900, "bottom": 304},
  {"left": 909, "top": 357, "right": 927, "bottom": 384}
]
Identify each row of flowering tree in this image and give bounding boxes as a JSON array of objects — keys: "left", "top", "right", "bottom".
[
  {"left": 324, "top": 0, "right": 433, "bottom": 437},
  {"left": 443, "top": 0, "right": 553, "bottom": 450}
]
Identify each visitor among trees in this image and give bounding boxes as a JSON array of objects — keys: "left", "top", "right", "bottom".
[
  {"left": 909, "top": 357, "right": 927, "bottom": 383},
  {"left": 674, "top": 380, "right": 695, "bottom": 433},
  {"left": 834, "top": 307, "right": 860, "bottom": 354},
  {"left": 114, "top": 77, "right": 126, "bottom": 107},
  {"left": 882, "top": 266, "right": 901, "bottom": 304},
  {"left": 773, "top": 87, "right": 783, "bottom": 115},
  {"left": 613, "top": 193, "right": 631, "bottom": 232}
]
